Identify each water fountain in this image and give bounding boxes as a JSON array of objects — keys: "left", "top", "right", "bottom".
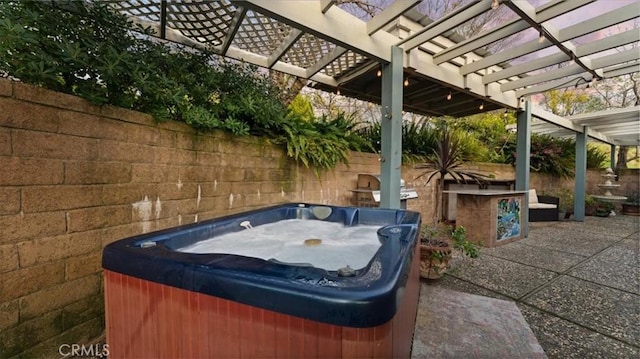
[{"left": 591, "top": 168, "right": 627, "bottom": 212}]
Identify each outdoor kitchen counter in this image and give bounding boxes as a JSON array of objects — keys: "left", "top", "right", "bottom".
[{"left": 444, "top": 190, "right": 528, "bottom": 248}]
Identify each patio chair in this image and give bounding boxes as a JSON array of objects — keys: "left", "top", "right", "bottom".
[{"left": 528, "top": 189, "right": 559, "bottom": 222}]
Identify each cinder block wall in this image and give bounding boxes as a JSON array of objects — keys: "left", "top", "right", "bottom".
[{"left": 0, "top": 79, "right": 389, "bottom": 357}]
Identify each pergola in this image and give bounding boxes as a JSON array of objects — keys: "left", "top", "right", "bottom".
[{"left": 107, "top": 0, "right": 640, "bottom": 222}]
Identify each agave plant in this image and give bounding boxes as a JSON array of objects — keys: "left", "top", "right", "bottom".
[{"left": 415, "top": 126, "right": 490, "bottom": 222}]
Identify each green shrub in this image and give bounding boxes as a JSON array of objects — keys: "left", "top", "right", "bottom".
[
  {"left": 451, "top": 226, "right": 480, "bottom": 258},
  {"left": 586, "top": 145, "right": 608, "bottom": 169},
  {"left": 0, "top": 1, "right": 367, "bottom": 171},
  {"left": 544, "top": 188, "right": 574, "bottom": 212},
  {"left": 274, "top": 111, "right": 370, "bottom": 172}
]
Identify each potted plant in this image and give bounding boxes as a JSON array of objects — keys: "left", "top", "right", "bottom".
[
  {"left": 419, "top": 225, "right": 452, "bottom": 280},
  {"left": 622, "top": 190, "right": 640, "bottom": 216},
  {"left": 594, "top": 201, "right": 615, "bottom": 217},
  {"left": 419, "top": 224, "right": 479, "bottom": 280},
  {"left": 585, "top": 195, "right": 598, "bottom": 216}
]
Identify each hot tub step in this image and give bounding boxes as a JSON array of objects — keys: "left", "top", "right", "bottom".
[{"left": 412, "top": 287, "right": 546, "bottom": 358}]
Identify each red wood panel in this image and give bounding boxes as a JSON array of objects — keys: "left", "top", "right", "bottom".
[
  {"left": 104, "top": 243, "right": 420, "bottom": 359},
  {"left": 316, "top": 319, "right": 342, "bottom": 358},
  {"left": 373, "top": 322, "right": 393, "bottom": 358},
  {"left": 392, "top": 244, "right": 421, "bottom": 358}
]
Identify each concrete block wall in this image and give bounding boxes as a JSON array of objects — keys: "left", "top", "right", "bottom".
[
  {"left": 1, "top": 77, "right": 637, "bottom": 356},
  {"left": 0, "top": 78, "right": 387, "bottom": 358}
]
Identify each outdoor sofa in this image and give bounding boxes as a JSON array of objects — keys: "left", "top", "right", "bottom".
[{"left": 528, "top": 189, "right": 559, "bottom": 222}]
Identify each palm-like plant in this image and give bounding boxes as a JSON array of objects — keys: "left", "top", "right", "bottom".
[{"left": 415, "top": 126, "right": 490, "bottom": 223}]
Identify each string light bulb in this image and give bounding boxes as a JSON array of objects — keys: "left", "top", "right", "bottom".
[
  {"left": 336, "top": 88, "right": 341, "bottom": 95},
  {"left": 446, "top": 92, "right": 452, "bottom": 100},
  {"left": 538, "top": 30, "right": 545, "bottom": 43},
  {"left": 491, "top": 0, "right": 499, "bottom": 10},
  {"left": 376, "top": 69, "right": 382, "bottom": 77},
  {"left": 404, "top": 78, "right": 409, "bottom": 86},
  {"left": 479, "top": 103, "right": 484, "bottom": 110}
]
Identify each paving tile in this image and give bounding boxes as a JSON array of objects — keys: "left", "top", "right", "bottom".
[
  {"left": 524, "top": 229, "right": 622, "bottom": 257},
  {"left": 539, "top": 216, "right": 638, "bottom": 237},
  {"left": 448, "top": 255, "right": 558, "bottom": 299},
  {"left": 568, "top": 241, "right": 639, "bottom": 294},
  {"left": 412, "top": 287, "right": 546, "bottom": 359},
  {"left": 568, "top": 258, "right": 639, "bottom": 295},
  {"left": 600, "top": 239, "right": 640, "bottom": 267},
  {"left": 417, "top": 217, "right": 640, "bottom": 359},
  {"left": 518, "top": 304, "right": 639, "bottom": 359},
  {"left": 485, "top": 242, "right": 587, "bottom": 273},
  {"left": 523, "top": 276, "right": 640, "bottom": 347},
  {"left": 578, "top": 216, "right": 640, "bottom": 237}
]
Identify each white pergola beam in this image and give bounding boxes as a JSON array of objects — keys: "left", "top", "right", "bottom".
[
  {"left": 604, "top": 63, "right": 640, "bottom": 78},
  {"left": 514, "top": 73, "right": 586, "bottom": 97},
  {"left": 461, "top": 36, "right": 556, "bottom": 75},
  {"left": 335, "top": 61, "right": 378, "bottom": 85},
  {"left": 266, "top": 29, "right": 303, "bottom": 68},
  {"left": 578, "top": 117, "right": 640, "bottom": 127},
  {"left": 367, "top": 0, "right": 421, "bottom": 35},
  {"left": 503, "top": 48, "right": 636, "bottom": 92},
  {"left": 483, "top": 51, "right": 568, "bottom": 84},
  {"left": 128, "top": 17, "right": 207, "bottom": 50},
  {"left": 305, "top": 46, "right": 348, "bottom": 78},
  {"left": 559, "top": 2, "right": 640, "bottom": 41},
  {"left": 531, "top": 106, "right": 616, "bottom": 144},
  {"left": 239, "top": 0, "right": 392, "bottom": 63},
  {"left": 220, "top": 6, "right": 247, "bottom": 55},
  {"left": 484, "top": 28, "right": 639, "bottom": 84},
  {"left": 591, "top": 48, "right": 639, "bottom": 69},
  {"left": 507, "top": 0, "right": 537, "bottom": 22},
  {"left": 240, "top": 0, "right": 519, "bottom": 108},
  {"left": 532, "top": 106, "right": 583, "bottom": 133},
  {"left": 439, "top": 21, "right": 532, "bottom": 67},
  {"left": 226, "top": 47, "right": 336, "bottom": 85},
  {"left": 585, "top": 128, "right": 617, "bottom": 144},
  {"left": 320, "top": 0, "right": 336, "bottom": 13},
  {"left": 404, "top": 49, "right": 518, "bottom": 106},
  {"left": 567, "top": 106, "right": 640, "bottom": 122},
  {"left": 460, "top": 0, "right": 631, "bottom": 76},
  {"left": 591, "top": 125, "right": 639, "bottom": 133},
  {"left": 614, "top": 138, "right": 640, "bottom": 146},
  {"left": 575, "top": 29, "right": 640, "bottom": 57},
  {"left": 398, "top": 0, "right": 485, "bottom": 52},
  {"left": 433, "top": 0, "right": 595, "bottom": 66},
  {"left": 502, "top": 63, "right": 588, "bottom": 91}
]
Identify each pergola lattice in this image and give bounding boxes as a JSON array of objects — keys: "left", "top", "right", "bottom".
[{"left": 107, "top": 0, "right": 639, "bottom": 146}]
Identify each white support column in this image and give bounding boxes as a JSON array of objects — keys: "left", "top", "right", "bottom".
[
  {"left": 379, "top": 46, "right": 403, "bottom": 209},
  {"left": 574, "top": 127, "right": 588, "bottom": 221},
  {"left": 515, "top": 100, "right": 531, "bottom": 236}
]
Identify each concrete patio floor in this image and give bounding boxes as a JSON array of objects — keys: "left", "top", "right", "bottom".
[{"left": 412, "top": 214, "right": 639, "bottom": 359}]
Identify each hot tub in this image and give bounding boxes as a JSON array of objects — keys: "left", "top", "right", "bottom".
[{"left": 103, "top": 203, "right": 421, "bottom": 358}]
